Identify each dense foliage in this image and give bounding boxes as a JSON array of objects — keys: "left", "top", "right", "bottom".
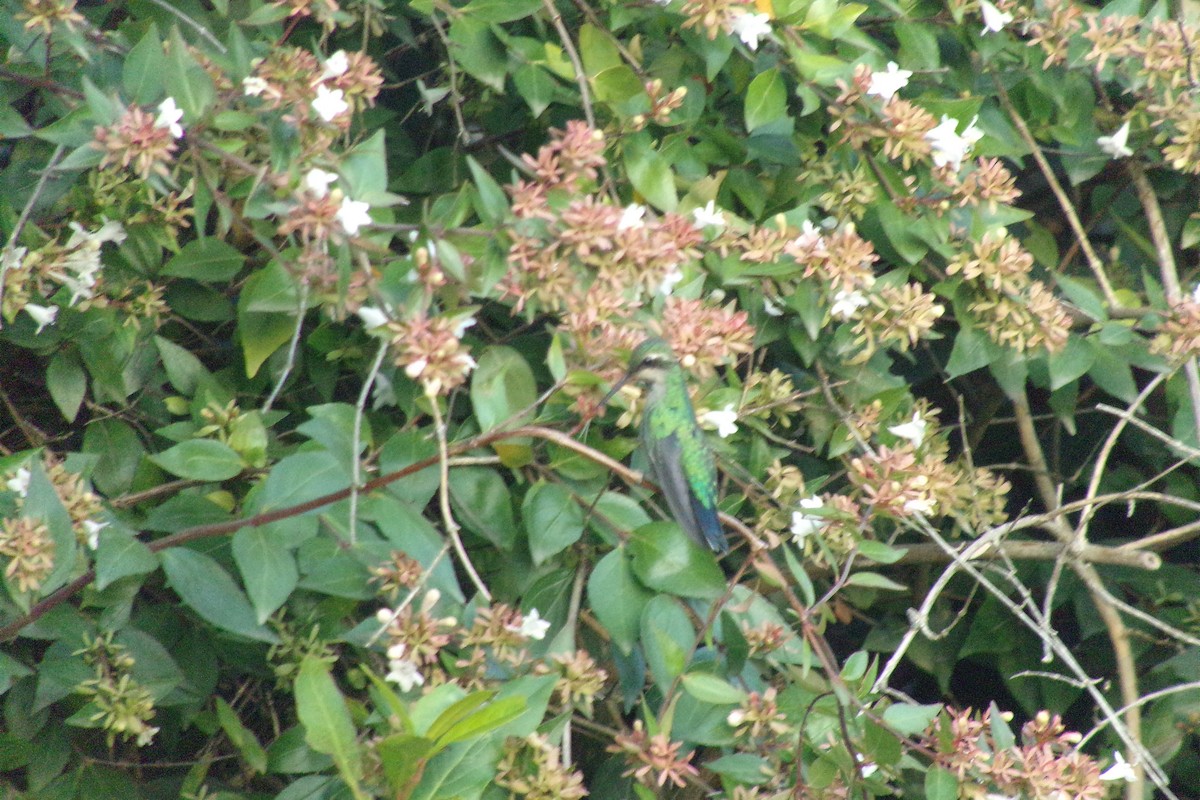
[{"left": 2, "top": 0, "right": 1200, "bottom": 797}]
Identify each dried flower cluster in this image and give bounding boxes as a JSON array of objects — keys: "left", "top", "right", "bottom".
[
  {"left": 504, "top": 121, "right": 754, "bottom": 377},
  {"left": 947, "top": 230, "right": 1071, "bottom": 353},
  {"left": 929, "top": 707, "right": 1105, "bottom": 800},
  {"left": 609, "top": 720, "right": 701, "bottom": 790},
  {"left": 0, "top": 517, "right": 54, "bottom": 594},
  {"left": 495, "top": 734, "right": 588, "bottom": 800},
  {"left": 75, "top": 632, "right": 159, "bottom": 747}
]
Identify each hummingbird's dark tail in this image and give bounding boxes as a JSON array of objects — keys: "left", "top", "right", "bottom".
[{"left": 691, "top": 495, "right": 729, "bottom": 553}]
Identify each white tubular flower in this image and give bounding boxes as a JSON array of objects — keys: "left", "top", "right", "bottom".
[
  {"left": 385, "top": 646, "right": 425, "bottom": 691},
  {"left": 979, "top": 0, "right": 1013, "bottom": 34},
  {"left": 730, "top": 11, "right": 772, "bottom": 50},
  {"left": 658, "top": 265, "right": 684, "bottom": 295},
  {"left": 312, "top": 85, "right": 350, "bottom": 121},
  {"left": 790, "top": 496, "right": 826, "bottom": 544},
  {"left": 1100, "top": 752, "right": 1136, "bottom": 782},
  {"left": 154, "top": 97, "right": 184, "bottom": 138},
  {"left": 691, "top": 200, "right": 726, "bottom": 229},
  {"left": 355, "top": 306, "right": 389, "bottom": 331},
  {"left": 320, "top": 50, "right": 349, "bottom": 81},
  {"left": 336, "top": 197, "right": 372, "bottom": 235},
  {"left": 242, "top": 76, "right": 269, "bottom": 96},
  {"left": 6, "top": 467, "right": 31, "bottom": 497},
  {"left": 925, "top": 115, "right": 983, "bottom": 172},
  {"left": 618, "top": 203, "right": 647, "bottom": 231},
  {"left": 509, "top": 608, "right": 551, "bottom": 640},
  {"left": 304, "top": 168, "right": 338, "bottom": 198},
  {"left": 867, "top": 62, "right": 913, "bottom": 102},
  {"left": 1097, "top": 120, "right": 1133, "bottom": 159},
  {"left": 830, "top": 289, "right": 869, "bottom": 320},
  {"left": 83, "top": 519, "right": 108, "bottom": 550},
  {"left": 25, "top": 303, "right": 58, "bottom": 334},
  {"left": 699, "top": 404, "right": 739, "bottom": 438},
  {"left": 888, "top": 412, "right": 927, "bottom": 447}
]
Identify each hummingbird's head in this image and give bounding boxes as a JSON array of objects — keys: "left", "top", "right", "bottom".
[{"left": 627, "top": 337, "right": 677, "bottom": 388}]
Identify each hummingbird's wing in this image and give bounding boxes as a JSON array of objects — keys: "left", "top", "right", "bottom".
[{"left": 643, "top": 429, "right": 729, "bottom": 554}]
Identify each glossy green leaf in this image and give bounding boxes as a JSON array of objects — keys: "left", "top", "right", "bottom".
[
  {"left": 641, "top": 595, "right": 694, "bottom": 691},
  {"left": 460, "top": 0, "right": 541, "bottom": 22},
  {"left": 150, "top": 439, "right": 244, "bottom": 481},
  {"left": 160, "top": 548, "right": 279, "bottom": 643},
  {"left": 448, "top": 467, "right": 518, "bottom": 549},
  {"left": 587, "top": 548, "right": 652, "bottom": 654},
  {"left": 164, "top": 26, "right": 215, "bottom": 121},
  {"left": 295, "top": 656, "right": 365, "bottom": 797},
  {"left": 233, "top": 526, "right": 299, "bottom": 623},
  {"left": 161, "top": 239, "right": 245, "bottom": 282},
  {"left": 628, "top": 522, "right": 725, "bottom": 599},
  {"left": 845, "top": 571, "right": 907, "bottom": 591},
  {"left": 925, "top": 765, "right": 959, "bottom": 800},
  {"left": 522, "top": 481, "right": 585, "bottom": 564},
  {"left": 470, "top": 345, "right": 536, "bottom": 433},
  {"left": 94, "top": 528, "right": 158, "bottom": 590},
  {"left": 46, "top": 351, "right": 86, "bottom": 422},
  {"left": 623, "top": 135, "right": 676, "bottom": 211},
  {"left": 744, "top": 68, "right": 787, "bottom": 132},
  {"left": 681, "top": 672, "right": 748, "bottom": 705}
]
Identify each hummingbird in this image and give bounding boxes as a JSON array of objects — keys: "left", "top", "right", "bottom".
[{"left": 603, "top": 337, "right": 728, "bottom": 553}]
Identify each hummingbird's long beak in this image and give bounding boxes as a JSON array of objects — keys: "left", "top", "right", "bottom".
[{"left": 599, "top": 369, "right": 635, "bottom": 408}]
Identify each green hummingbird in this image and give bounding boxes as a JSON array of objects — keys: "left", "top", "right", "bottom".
[{"left": 604, "top": 337, "right": 729, "bottom": 553}]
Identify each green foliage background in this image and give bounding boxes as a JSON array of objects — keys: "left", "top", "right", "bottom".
[{"left": 1, "top": 0, "right": 1200, "bottom": 797}]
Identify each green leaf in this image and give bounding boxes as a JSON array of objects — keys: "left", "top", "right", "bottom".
[
  {"left": 448, "top": 18, "right": 507, "bottom": 92},
  {"left": 295, "top": 656, "right": 366, "bottom": 798},
  {"left": 259, "top": 451, "right": 350, "bottom": 512},
  {"left": 681, "top": 672, "right": 748, "bottom": 705},
  {"left": 150, "top": 439, "right": 244, "bottom": 481},
  {"left": 623, "top": 135, "right": 677, "bottom": 212},
  {"left": 161, "top": 239, "right": 245, "bottom": 282},
  {"left": 164, "top": 26, "right": 215, "bottom": 121},
  {"left": 1046, "top": 335, "right": 1094, "bottom": 391},
  {"left": 94, "top": 528, "right": 158, "bottom": 590},
  {"left": 925, "top": 765, "right": 959, "bottom": 800},
  {"left": 744, "top": 68, "right": 787, "bottom": 132},
  {"left": 466, "top": 157, "right": 509, "bottom": 225},
  {"left": 82, "top": 418, "right": 145, "bottom": 496},
  {"left": 378, "top": 734, "right": 437, "bottom": 795},
  {"left": 470, "top": 345, "right": 536, "bottom": 432},
  {"left": 160, "top": 548, "right": 279, "bottom": 643},
  {"left": 122, "top": 24, "right": 165, "bottom": 105},
  {"left": 233, "top": 527, "right": 299, "bottom": 623},
  {"left": 435, "top": 696, "right": 525, "bottom": 747},
  {"left": 706, "top": 753, "right": 771, "bottom": 785},
  {"left": 587, "top": 548, "right": 652, "bottom": 654},
  {"left": 46, "top": 351, "right": 86, "bottom": 423},
  {"left": 845, "top": 571, "right": 907, "bottom": 591},
  {"left": 237, "top": 262, "right": 301, "bottom": 378},
  {"left": 409, "top": 738, "right": 500, "bottom": 800},
  {"left": 155, "top": 335, "right": 209, "bottom": 395},
  {"left": 628, "top": 522, "right": 725, "bottom": 599},
  {"left": 856, "top": 539, "right": 905, "bottom": 565},
  {"left": 881, "top": 702, "right": 943, "bottom": 735},
  {"left": 513, "top": 64, "right": 557, "bottom": 116},
  {"left": 579, "top": 24, "right": 622, "bottom": 76},
  {"left": 215, "top": 697, "right": 268, "bottom": 774},
  {"left": 641, "top": 595, "right": 694, "bottom": 691},
  {"left": 448, "top": 467, "right": 517, "bottom": 550},
  {"left": 945, "top": 326, "right": 991, "bottom": 378},
  {"left": 522, "top": 481, "right": 585, "bottom": 564},
  {"left": 460, "top": 0, "right": 542, "bottom": 22}
]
